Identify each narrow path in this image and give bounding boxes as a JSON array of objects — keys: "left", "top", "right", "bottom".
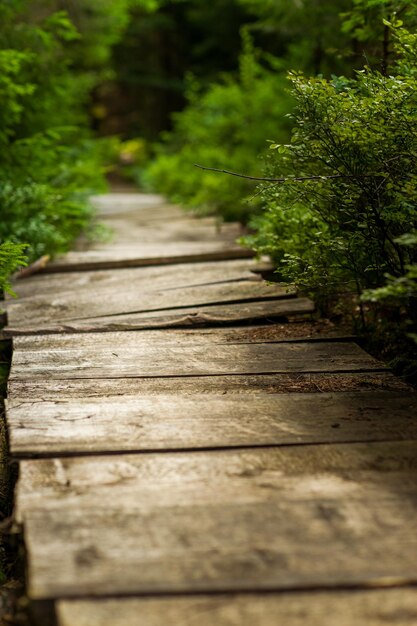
[{"left": 4, "top": 194, "right": 417, "bottom": 625}]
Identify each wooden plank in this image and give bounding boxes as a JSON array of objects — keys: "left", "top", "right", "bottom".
[
  {"left": 89, "top": 193, "right": 193, "bottom": 224},
  {"left": 25, "top": 499, "right": 417, "bottom": 597},
  {"left": 10, "top": 260, "right": 260, "bottom": 300},
  {"left": 9, "top": 337, "right": 385, "bottom": 380},
  {"left": 62, "top": 194, "right": 248, "bottom": 269},
  {"left": 89, "top": 194, "right": 241, "bottom": 234},
  {"left": 17, "top": 442, "right": 417, "bottom": 598},
  {"left": 7, "top": 319, "right": 354, "bottom": 344},
  {"left": 17, "top": 441, "right": 417, "bottom": 516},
  {"left": 30, "top": 192, "right": 251, "bottom": 272},
  {"left": 5, "top": 299, "right": 314, "bottom": 335},
  {"left": 88, "top": 216, "right": 242, "bottom": 245},
  {"left": 57, "top": 588, "right": 417, "bottom": 626},
  {"left": 90, "top": 193, "right": 193, "bottom": 221},
  {"left": 7, "top": 371, "right": 410, "bottom": 401},
  {"left": 4, "top": 281, "right": 299, "bottom": 328},
  {"left": 40, "top": 242, "right": 253, "bottom": 273},
  {"left": 9, "top": 325, "right": 347, "bottom": 348},
  {"left": 6, "top": 391, "right": 417, "bottom": 456},
  {"left": 91, "top": 192, "right": 169, "bottom": 215}
]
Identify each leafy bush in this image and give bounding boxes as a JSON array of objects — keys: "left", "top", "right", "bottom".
[
  {"left": 0, "top": 182, "right": 96, "bottom": 261},
  {"left": 0, "top": 1, "right": 163, "bottom": 291},
  {"left": 0, "top": 2, "right": 111, "bottom": 290},
  {"left": 248, "top": 24, "right": 417, "bottom": 315},
  {"left": 145, "top": 33, "right": 293, "bottom": 222}
]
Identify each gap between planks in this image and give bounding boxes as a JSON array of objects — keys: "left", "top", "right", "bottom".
[
  {"left": 4, "top": 299, "right": 315, "bottom": 335},
  {"left": 55, "top": 587, "right": 417, "bottom": 626}
]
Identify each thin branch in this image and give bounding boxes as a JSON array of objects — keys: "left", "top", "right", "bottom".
[
  {"left": 15, "top": 255, "right": 50, "bottom": 279},
  {"left": 194, "top": 163, "right": 376, "bottom": 183}
]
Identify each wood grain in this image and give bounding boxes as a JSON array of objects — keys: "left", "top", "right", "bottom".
[
  {"left": 6, "top": 391, "right": 417, "bottom": 456},
  {"left": 10, "top": 260, "right": 260, "bottom": 300},
  {"left": 7, "top": 371, "right": 410, "bottom": 401},
  {"left": 5, "top": 298, "right": 314, "bottom": 335},
  {"left": 40, "top": 242, "right": 253, "bottom": 272},
  {"left": 91, "top": 192, "right": 168, "bottom": 215},
  {"left": 9, "top": 338, "right": 385, "bottom": 380},
  {"left": 4, "top": 280, "right": 301, "bottom": 328},
  {"left": 57, "top": 588, "right": 417, "bottom": 626},
  {"left": 78, "top": 193, "right": 244, "bottom": 244},
  {"left": 17, "top": 441, "right": 417, "bottom": 516},
  {"left": 10, "top": 324, "right": 344, "bottom": 348},
  {"left": 89, "top": 215, "right": 242, "bottom": 245},
  {"left": 18, "top": 442, "right": 417, "bottom": 599}
]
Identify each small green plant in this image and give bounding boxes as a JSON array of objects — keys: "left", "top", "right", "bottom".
[{"left": 0, "top": 243, "right": 27, "bottom": 296}]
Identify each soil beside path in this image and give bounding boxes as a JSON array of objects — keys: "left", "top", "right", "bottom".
[{"left": 4, "top": 193, "right": 417, "bottom": 626}]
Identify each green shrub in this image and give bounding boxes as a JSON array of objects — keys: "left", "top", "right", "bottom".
[
  {"left": 0, "top": 182, "right": 95, "bottom": 261},
  {"left": 248, "top": 24, "right": 417, "bottom": 319},
  {"left": 0, "top": 2, "right": 109, "bottom": 278},
  {"left": 145, "top": 33, "right": 293, "bottom": 223},
  {"left": 0, "top": 1, "right": 162, "bottom": 290}
]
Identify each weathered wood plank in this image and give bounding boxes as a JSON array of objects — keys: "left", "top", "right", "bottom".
[
  {"left": 56, "top": 588, "right": 417, "bottom": 626},
  {"left": 5, "top": 299, "right": 314, "bottom": 335},
  {"left": 25, "top": 499, "right": 417, "bottom": 597},
  {"left": 39, "top": 194, "right": 251, "bottom": 271},
  {"left": 17, "top": 441, "right": 417, "bottom": 516},
  {"left": 89, "top": 216, "right": 242, "bottom": 245},
  {"left": 40, "top": 242, "right": 253, "bottom": 273},
  {"left": 10, "top": 260, "right": 260, "bottom": 300},
  {"left": 17, "top": 442, "right": 417, "bottom": 598},
  {"left": 6, "top": 391, "right": 417, "bottom": 456},
  {"left": 78, "top": 195, "right": 246, "bottom": 258},
  {"left": 9, "top": 337, "right": 385, "bottom": 380},
  {"left": 90, "top": 193, "right": 195, "bottom": 222},
  {"left": 91, "top": 192, "right": 168, "bottom": 215},
  {"left": 7, "top": 371, "right": 410, "bottom": 401},
  {"left": 9, "top": 324, "right": 347, "bottom": 347},
  {"left": 89, "top": 194, "right": 242, "bottom": 237},
  {"left": 9, "top": 325, "right": 379, "bottom": 350},
  {"left": 5, "top": 280, "right": 300, "bottom": 328}
]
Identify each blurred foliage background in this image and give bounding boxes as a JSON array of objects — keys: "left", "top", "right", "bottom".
[{"left": 0, "top": 0, "right": 416, "bottom": 372}]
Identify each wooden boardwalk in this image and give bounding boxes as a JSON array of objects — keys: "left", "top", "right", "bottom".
[{"left": 4, "top": 193, "right": 417, "bottom": 625}]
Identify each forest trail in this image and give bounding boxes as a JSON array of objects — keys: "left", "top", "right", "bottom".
[{"left": 4, "top": 193, "right": 417, "bottom": 626}]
